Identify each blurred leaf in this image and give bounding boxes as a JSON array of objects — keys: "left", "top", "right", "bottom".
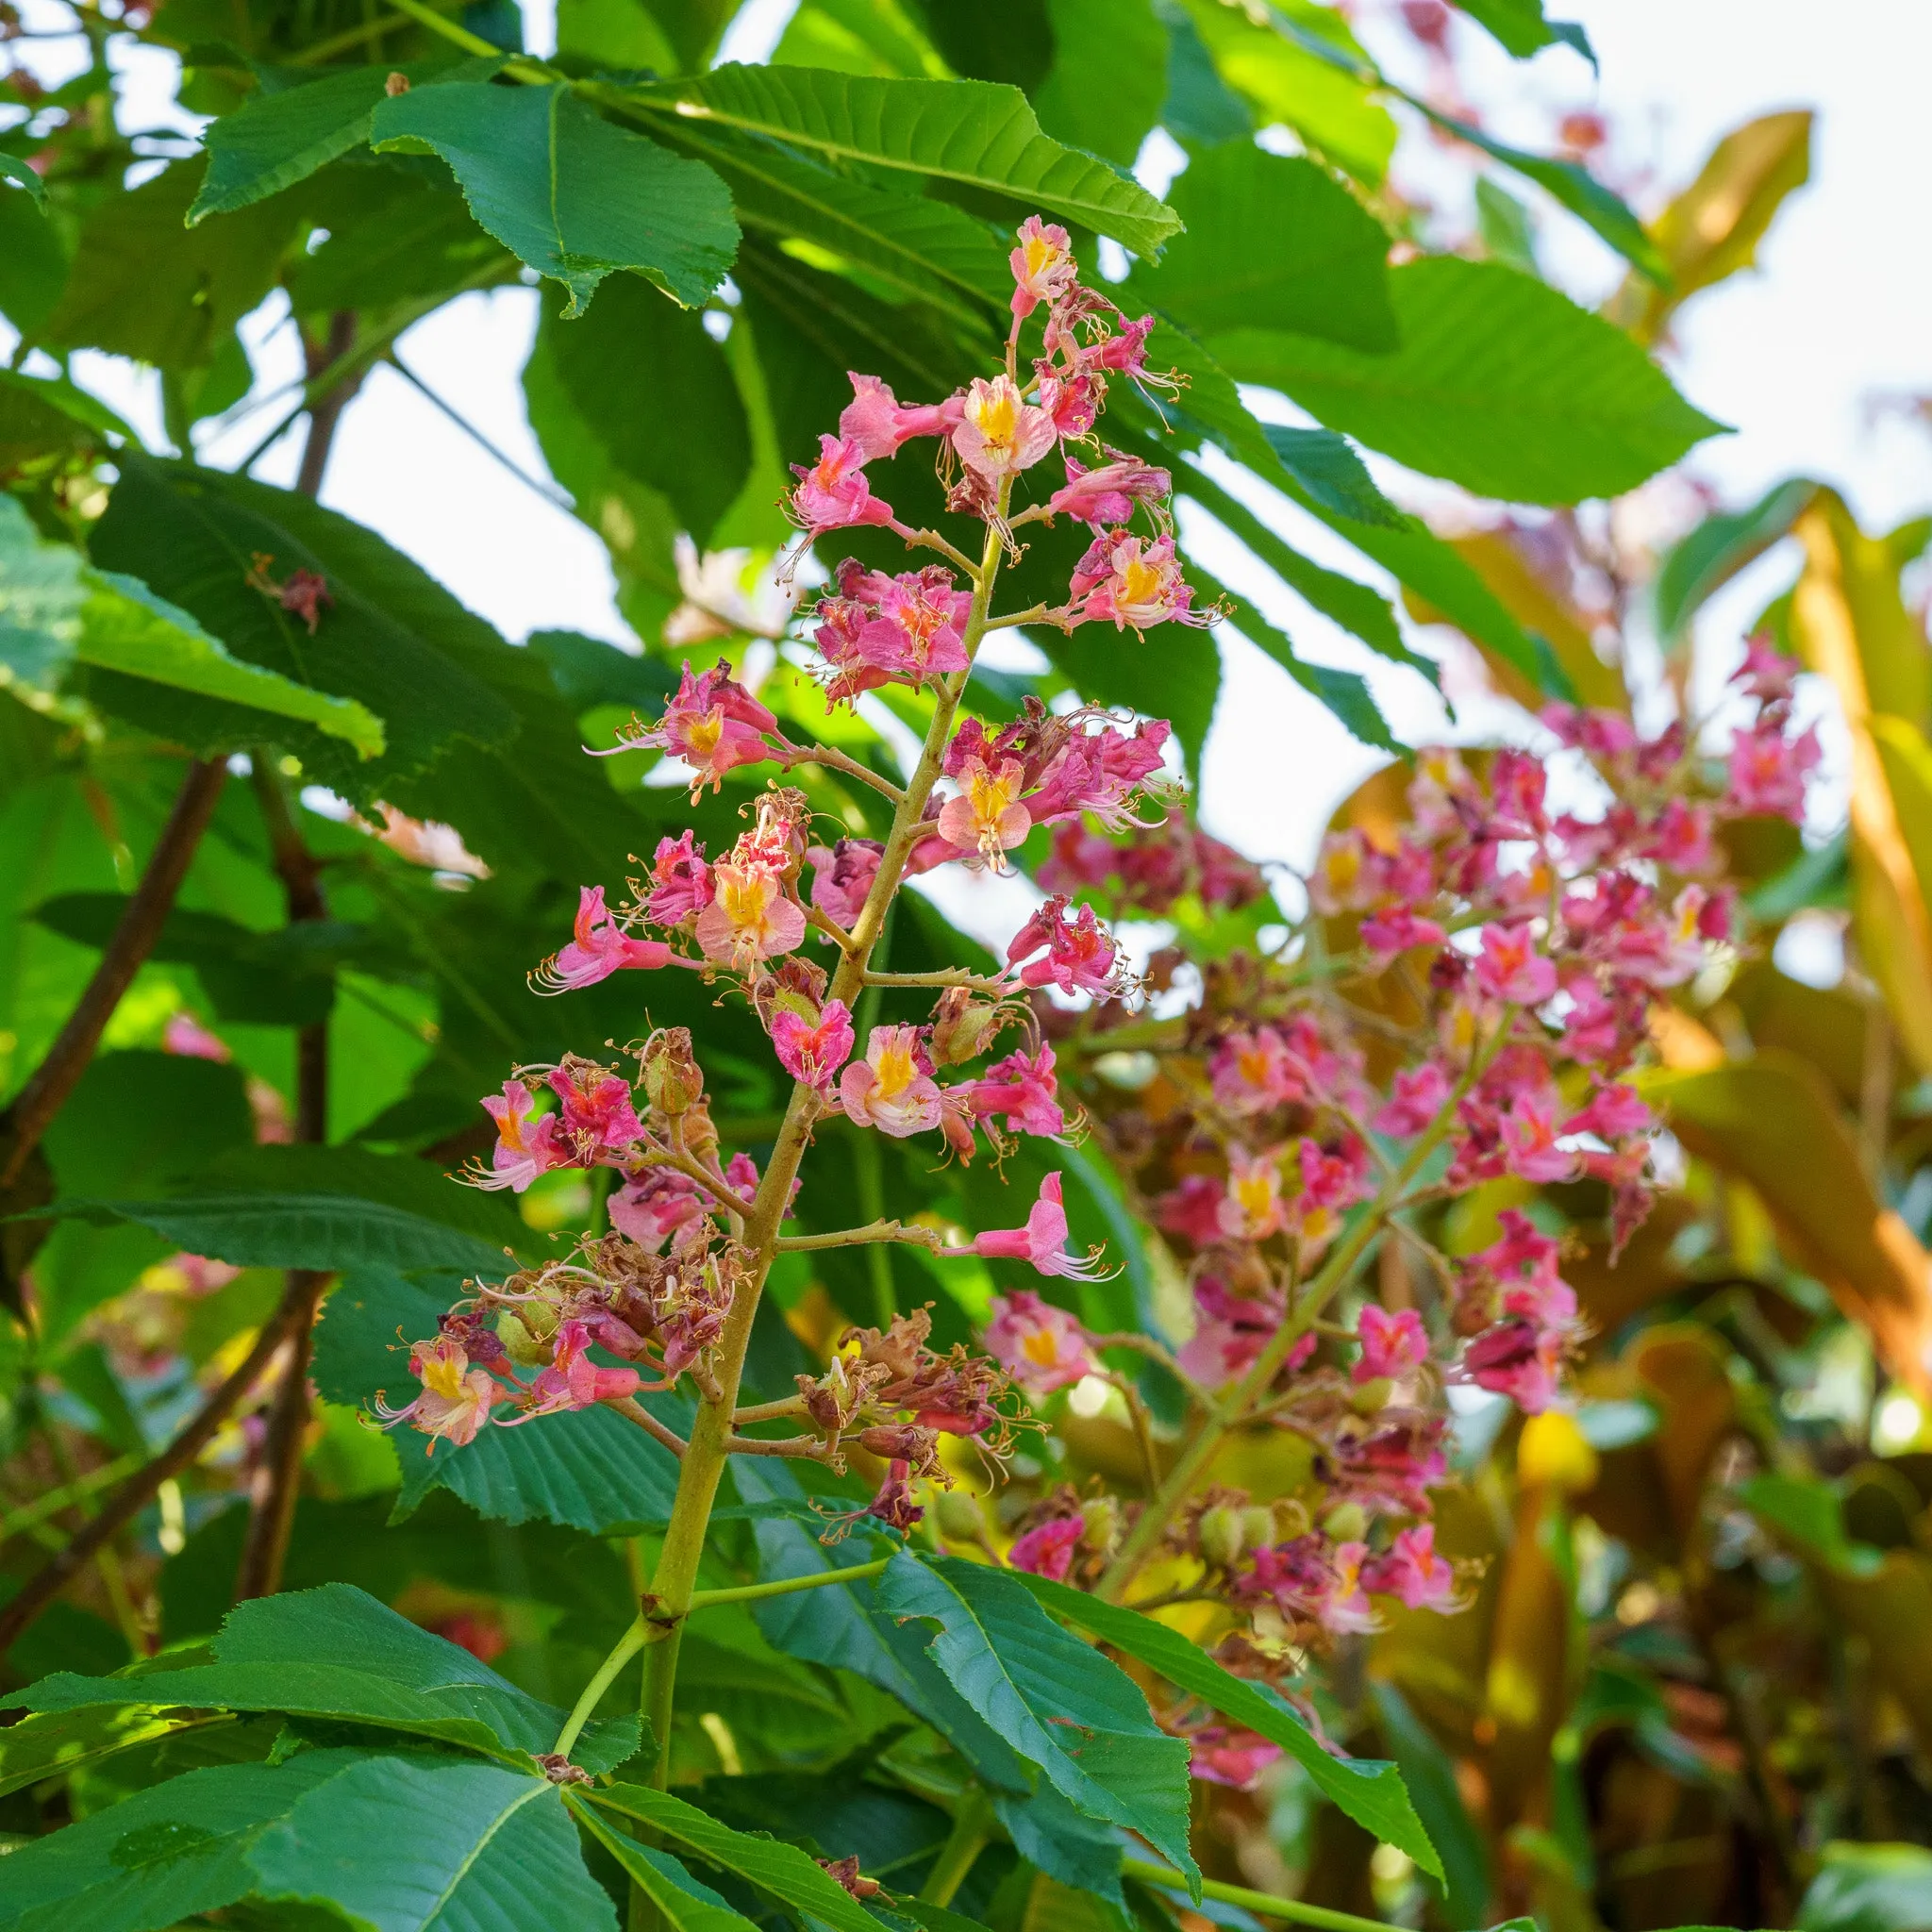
[
  {"left": 1213, "top": 258, "right": 1724, "bottom": 506},
  {"left": 1369, "top": 1682, "right": 1490, "bottom": 1922},
  {"left": 370, "top": 82, "right": 741, "bottom": 313},
  {"left": 1452, "top": 0, "right": 1593, "bottom": 64},
  {"left": 1652, "top": 475, "right": 1818, "bottom": 646},
  {"left": 623, "top": 63, "right": 1181, "bottom": 258},
  {"left": 1644, "top": 1052, "right": 1932, "bottom": 1396},
  {"left": 1798, "top": 1842, "right": 1932, "bottom": 1932},
  {"left": 1608, "top": 110, "right": 1813, "bottom": 343},
  {"left": 0, "top": 1706, "right": 211, "bottom": 1801},
  {"left": 1033, "top": 0, "right": 1169, "bottom": 168},
  {"left": 0, "top": 153, "right": 48, "bottom": 208}
]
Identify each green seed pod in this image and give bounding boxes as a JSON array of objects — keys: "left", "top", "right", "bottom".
[
  {"left": 1079, "top": 1493, "right": 1122, "bottom": 1553},
  {"left": 932, "top": 1489, "right": 989, "bottom": 1546},
  {"left": 496, "top": 1309, "right": 552, "bottom": 1368},
  {"left": 1197, "top": 1502, "right": 1247, "bottom": 1570}
]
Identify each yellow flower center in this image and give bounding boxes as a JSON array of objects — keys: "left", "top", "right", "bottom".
[
  {"left": 1022, "top": 235, "right": 1062, "bottom": 282},
  {"left": 420, "top": 1348, "right": 466, "bottom": 1401},
  {"left": 969, "top": 384, "right": 1019, "bottom": 455},
  {"left": 686, "top": 708, "right": 724, "bottom": 758},
  {"left": 1118, "top": 551, "right": 1163, "bottom": 607},
  {"left": 1023, "top": 1329, "right": 1063, "bottom": 1368},
  {"left": 966, "top": 760, "right": 1024, "bottom": 829},
  {"left": 873, "top": 1041, "right": 917, "bottom": 1100}
]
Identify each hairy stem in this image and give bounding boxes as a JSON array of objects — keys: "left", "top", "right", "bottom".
[
  {"left": 1122, "top": 1857, "right": 1391, "bottom": 1932},
  {"left": 685, "top": 1556, "right": 889, "bottom": 1611},
  {"left": 633, "top": 515, "right": 1008, "bottom": 1803},
  {"left": 0, "top": 758, "right": 228, "bottom": 1192}
]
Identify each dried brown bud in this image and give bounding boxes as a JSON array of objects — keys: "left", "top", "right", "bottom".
[
  {"left": 384, "top": 70, "right": 410, "bottom": 94},
  {"left": 819, "top": 1856, "right": 879, "bottom": 1900}
]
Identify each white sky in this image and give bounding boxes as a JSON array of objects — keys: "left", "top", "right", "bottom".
[{"left": 8, "top": 0, "right": 1928, "bottom": 889}]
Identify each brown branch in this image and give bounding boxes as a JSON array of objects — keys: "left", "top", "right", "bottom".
[
  {"left": 294, "top": 310, "right": 363, "bottom": 499},
  {"left": 0, "top": 758, "right": 229, "bottom": 1194},
  {"left": 0, "top": 1281, "right": 312, "bottom": 1652},
  {"left": 607, "top": 1396, "right": 690, "bottom": 1458}
]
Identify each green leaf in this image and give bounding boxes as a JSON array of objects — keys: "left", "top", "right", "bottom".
[
  {"left": 1453, "top": 0, "right": 1594, "bottom": 64},
  {"left": 874, "top": 1552, "right": 1198, "bottom": 1888},
  {"left": 88, "top": 459, "right": 516, "bottom": 798},
  {"left": 1008, "top": 1568, "right": 1442, "bottom": 1882},
  {"left": 548, "top": 271, "right": 750, "bottom": 545},
  {"left": 1653, "top": 475, "right": 1818, "bottom": 644},
  {"left": 250, "top": 1752, "right": 619, "bottom": 1929},
  {"left": 1130, "top": 146, "right": 1395, "bottom": 351},
  {"left": 188, "top": 60, "right": 494, "bottom": 221},
  {"left": 1369, "top": 1683, "right": 1489, "bottom": 1923},
  {"left": 42, "top": 159, "right": 297, "bottom": 370},
  {"left": 574, "top": 1808, "right": 762, "bottom": 1931},
  {"left": 1797, "top": 1841, "right": 1932, "bottom": 1932},
  {"left": 1213, "top": 257, "right": 1724, "bottom": 506},
  {"left": 313, "top": 1268, "right": 687, "bottom": 1536},
  {"left": 1033, "top": 0, "right": 1169, "bottom": 170},
  {"left": 35, "top": 1142, "right": 522, "bottom": 1275},
  {"left": 625, "top": 63, "right": 1180, "bottom": 258},
  {"left": 0, "top": 152, "right": 47, "bottom": 208},
  {"left": 370, "top": 81, "right": 740, "bottom": 313},
  {"left": 0, "top": 1705, "right": 212, "bottom": 1800},
  {"left": 1259, "top": 425, "right": 1406, "bottom": 529},
  {"left": 0, "top": 370, "right": 135, "bottom": 464},
  {"left": 6, "top": 1582, "right": 640, "bottom": 1772},
  {"left": 579, "top": 1781, "right": 895, "bottom": 1932}
]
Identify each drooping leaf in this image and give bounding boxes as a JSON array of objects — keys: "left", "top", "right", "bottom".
[
  {"left": 1212, "top": 257, "right": 1724, "bottom": 506},
  {"left": 578, "top": 1779, "right": 902, "bottom": 1932},
  {"left": 624, "top": 63, "right": 1180, "bottom": 258},
  {"left": 1010, "top": 1569, "right": 1442, "bottom": 1880},
  {"left": 3, "top": 1582, "right": 641, "bottom": 1772},
  {"left": 874, "top": 1551, "right": 1199, "bottom": 1887},
  {"left": 1130, "top": 145, "right": 1395, "bottom": 351},
  {"left": 370, "top": 81, "right": 741, "bottom": 313}
]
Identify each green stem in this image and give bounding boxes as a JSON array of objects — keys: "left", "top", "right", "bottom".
[
  {"left": 854, "top": 903, "right": 895, "bottom": 1328},
  {"left": 1122, "top": 1857, "right": 1391, "bottom": 1932},
  {"left": 1095, "top": 1018, "right": 1508, "bottom": 1600},
  {"left": 553, "top": 1616, "right": 658, "bottom": 1760},
  {"left": 685, "top": 1557, "right": 889, "bottom": 1613},
  {"left": 633, "top": 512, "right": 1009, "bottom": 1801},
  {"left": 919, "top": 1787, "right": 994, "bottom": 1907}
]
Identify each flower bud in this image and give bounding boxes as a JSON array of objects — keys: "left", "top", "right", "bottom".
[
  {"left": 933, "top": 1488, "right": 991, "bottom": 1546},
  {"left": 757, "top": 954, "right": 829, "bottom": 1031},
  {"left": 1197, "top": 1502, "right": 1246, "bottom": 1570},
  {"left": 1323, "top": 1501, "right": 1368, "bottom": 1543},
  {"left": 1350, "top": 1375, "right": 1393, "bottom": 1415},
  {"left": 1079, "top": 1492, "right": 1121, "bottom": 1553},
  {"left": 1273, "top": 1497, "right": 1312, "bottom": 1541},
  {"left": 929, "top": 987, "right": 1006, "bottom": 1067},
  {"left": 641, "top": 1027, "right": 705, "bottom": 1116},
  {"left": 1241, "top": 1505, "right": 1279, "bottom": 1550},
  {"left": 496, "top": 1308, "right": 553, "bottom": 1367}
]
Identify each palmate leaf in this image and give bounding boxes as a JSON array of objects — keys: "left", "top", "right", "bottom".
[
  {"left": 4, "top": 1583, "right": 640, "bottom": 1773},
  {"left": 370, "top": 81, "right": 740, "bottom": 312},
  {"left": 624, "top": 63, "right": 1180, "bottom": 258},
  {"left": 874, "top": 1552, "right": 1199, "bottom": 1889},
  {"left": 0, "top": 1746, "right": 616, "bottom": 1932},
  {"left": 1212, "top": 257, "right": 1724, "bottom": 507},
  {"left": 1009, "top": 1569, "right": 1443, "bottom": 1881}
]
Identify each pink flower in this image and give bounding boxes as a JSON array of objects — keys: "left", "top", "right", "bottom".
[
  {"left": 608, "top": 1168, "right": 708, "bottom": 1251},
  {"left": 1008, "top": 214, "right": 1077, "bottom": 319},
  {"left": 1291, "top": 1137, "right": 1373, "bottom": 1246},
  {"left": 535, "top": 886, "right": 673, "bottom": 992},
  {"left": 1218, "top": 1144, "right": 1287, "bottom": 1241},
  {"left": 808, "top": 837, "right": 884, "bottom": 929},
  {"left": 547, "top": 1061, "right": 644, "bottom": 1155},
  {"left": 1373, "top": 1063, "right": 1450, "bottom": 1138},
  {"left": 1179, "top": 1282, "right": 1308, "bottom": 1388},
  {"left": 644, "top": 832, "right": 714, "bottom": 926},
  {"left": 771, "top": 999, "right": 856, "bottom": 1095},
  {"left": 1643, "top": 798, "right": 1717, "bottom": 874},
  {"left": 857, "top": 567, "right": 973, "bottom": 685},
  {"left": 1359, "top": 907, "right": 1448, "bottom": 961},
  {"left": 973, "top": 1172, "right": 1110, "bottom": 1279},
  {"left": 1046, "top": 452, "right": 1171, "bottom": 526},
  {"left": 1024, "top": 718, "right": 1174, "bottom": 833},
  {"left": 476, "top": 1078, "right": 565, "bottom": 1192},
  {"left": 609, "top": 660, "right": 777, "bottom": 797},
  {"left": 984, "top": 1288, "right": 1096, "bottom": 1395},
  {"left": 1157, "top": 1174, "right": 1232, "bottom": 1248},
  {"left": 964, "top": 1043, "right": 1066, "bottom": 1139},
  {"left": 837, "top": 372, "right": 958, "bottom": 461},
  {"left": 1463, "top": 1317, "right": 1567, "bottom": 1414},
  {"left": 938, "top": 755, "right": 1033, "bottom": 867},
  {"left": 163, "top": 1010, "right": 230, "bottom": 1061},
  {"left": 1474, "top": 923, "right": 1557, "bottom": 1006},
  {"left": 1065, "top": 532, "right": 1206, "bottom": 633},
  {"left": 1354, "top": 1305, "right": 1428, "bottom": 1385},
  {"left": 1187, "top": 1727, "right": 1284, "bottom": 1790},
  {"left": 1565, "top": 1081, "right": 1652, "bottom": 1141},
  {"left": 790, "top": 433, "right": 897, "bottom": 532},
  {"left": 1499, "top": 1090, "right": 1580, "bottom": 1184},
  {"left": 1731, "top": 631, "right": 1800, "bottom": 703},
  {"left": 1209, "top": 1026, "right": 1301, "bottom": 1115},
  {"left": 694, "top": 860, "right": 808, "bottom": 971},
  {"left": 1008, "top": 1513, "right": 1085, "bottom": 1580},
  {"left": 1725, "top": 719, "right": 1821, "bottom": 821},
  {"left": 510, "top": 1318, "right": 642, "bottom": 1421},
  {"left": 1007, "top": 897, "right": 1125, "bottom": 998},
  {"left": 952, "top": 374, "right": 1058, "bottom": 482},
  {"left": 1360, "top": 1524, "right": 1465, "bottom": 1613},
  {"left": 839, "top": 1024, "right": 943, "bottom": 1137},
  {"left": 375, "top": 1335, "right": 505, "bottom": 1452},
  {"left": 1246, "top": 1536, "right": 1376, "bottom": 1635}
]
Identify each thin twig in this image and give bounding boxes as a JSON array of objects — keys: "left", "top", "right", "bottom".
[{"left": 607, "top": 1397, "right": 689, "bottom": 1458}]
